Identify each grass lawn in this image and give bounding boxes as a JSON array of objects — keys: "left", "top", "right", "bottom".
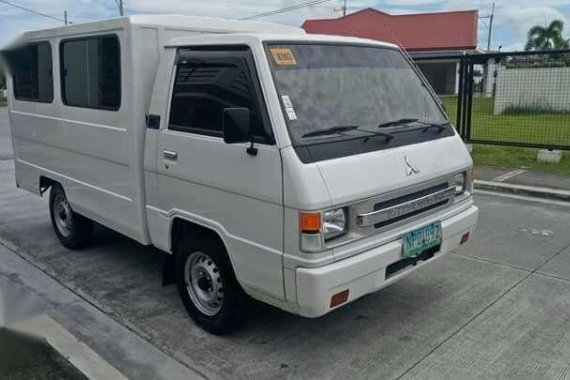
[
  {"left": 471, "top": 144, "right": 570, "bottom": 174},
  {"left": 441, "top": 96, "right": 570, "bottom": 147},
  {"left": 440, "top": 96, "right": 570, "bottom": 174},
  {"left": 0, "top": 97, "right": 6, "bottom": 107}
]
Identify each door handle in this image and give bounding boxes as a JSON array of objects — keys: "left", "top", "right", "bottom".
[{"left": 163, "top": 150, "right": 178, "bottom": 160}]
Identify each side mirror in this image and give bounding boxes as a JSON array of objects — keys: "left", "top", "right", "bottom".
[{"left": 223, "top": 107, "right": 250, "bottom": 144}]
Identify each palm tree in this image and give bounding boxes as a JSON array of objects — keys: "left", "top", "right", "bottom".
[{"left": 525, "top": 20, "right": 569, "bottom": 51}]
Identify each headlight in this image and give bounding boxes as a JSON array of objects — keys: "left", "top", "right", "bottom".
[
  {"left": 454, "top": 172, "right": 466, "bottom": 195},
  {"left": 323, "top": 208, "right": 347, "bottom": 241}
]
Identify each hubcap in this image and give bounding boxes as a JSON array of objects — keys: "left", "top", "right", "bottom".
[
  {"left": 53, "top": 194, "right": 73, "bottom": 238},
  {"left": 184, "top": 252, "right": 223, "bottom": 316}
]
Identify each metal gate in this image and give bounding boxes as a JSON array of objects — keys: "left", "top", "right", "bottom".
[{"left": 418, "top": 50, "right": 570, "bottom": 150}]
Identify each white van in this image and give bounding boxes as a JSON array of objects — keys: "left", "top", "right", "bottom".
[{"left": 2, "top": 16, "right": 478, "bottom": 334}]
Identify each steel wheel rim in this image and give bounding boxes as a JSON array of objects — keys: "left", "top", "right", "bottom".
[
  {"left": 184, "top": 251, "right": 223, "bottom": 316},
  {"left": 53, "top": 194, "right": 73, "bottom": 238}
]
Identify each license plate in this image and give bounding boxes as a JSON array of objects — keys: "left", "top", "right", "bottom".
[{"left": 402, "top": 222, "right": 442, "bottom": 258}]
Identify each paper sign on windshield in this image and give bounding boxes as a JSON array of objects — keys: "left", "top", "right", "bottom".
[
  {"left": 285, "top": 107, "right": 297, "bottom": 120},
  {"left": 281, "top": 95, "right": 293, "bottom": 108},
  {"left": 270, "top": 48, "right": 297, "bottom": 66}
]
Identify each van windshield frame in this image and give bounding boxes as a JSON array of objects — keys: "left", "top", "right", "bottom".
[{"left": 263, "top": 41, "right": 455, "bottom": 163}]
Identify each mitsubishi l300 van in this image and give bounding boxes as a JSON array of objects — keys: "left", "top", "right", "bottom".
[{"left": 2, "top": 16, "right": 478, "bottom": 334}]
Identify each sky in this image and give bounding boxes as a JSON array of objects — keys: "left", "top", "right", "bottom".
[{"left": 1, "top": 0, "right": 570, "bottom": 50}]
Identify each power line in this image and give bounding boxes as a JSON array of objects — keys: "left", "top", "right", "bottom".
[
  {"left": 243, "top": 0, "right": 331, "bottom": 20},
  {"left": 0, "top": 0, "right": 66, "bottom": 22},
  {"left": 241, "top": 0, "right": 331, "bottom": 20}
]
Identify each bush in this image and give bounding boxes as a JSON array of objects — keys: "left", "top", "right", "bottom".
[{"left": 502, "top": 105, "right": 570, "bottom": 115}]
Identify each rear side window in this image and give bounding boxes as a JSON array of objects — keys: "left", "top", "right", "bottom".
[
  {"left": 6, "top": 42, "right": 53, "bottom": 103},
  {"left": 169, "top": 50, "right": 268, "bottom": 140},
  {"left": 60, "top": 35, "right": 121, "bottom": 110}
]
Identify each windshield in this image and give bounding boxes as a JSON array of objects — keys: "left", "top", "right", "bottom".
[{"left": 265, "top": 43, "right": 450, "bottom": 146}]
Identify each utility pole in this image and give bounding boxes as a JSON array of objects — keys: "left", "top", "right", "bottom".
[
  {"left": 481, "top": 2, "right": 495, "bottom": 51},
  {"left": 119, "top": 0, "right": 124, "bottom": 16},
  {"left": 335, "top": 0, "right": 347, "bottom": 17},
  {"left": 487, "top": 2, "right": 495, "bottom": 51},
  {"left": 480, "top": 2, "right": 496, "bottom": 98},
  {"left": 64, "top": 10, "right": 67, "bottom": 25}
]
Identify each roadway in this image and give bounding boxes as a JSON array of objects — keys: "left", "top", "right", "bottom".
[{"left": 1, "top": 108, "right": 570, "bottom": 379}]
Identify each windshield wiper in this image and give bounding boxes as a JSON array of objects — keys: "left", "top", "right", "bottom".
[
  {"left": 378, "top": 118, "right": 450, "bottom": 134},
  {"left": 302, "top": 125, "right": 394, "bottom": 141},
  {"left": 302, "top": 125, "right": 359, "bottom": 138},
  {"left": 421, "top": 122, "right": 450, "bottom": 134},
  {"left": 378, "top": 118, "right": 419, "bottom": 129}
]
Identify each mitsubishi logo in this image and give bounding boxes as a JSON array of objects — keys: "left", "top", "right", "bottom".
[{"left": 405, "top": 156, "right": 420, "bottom": 176}]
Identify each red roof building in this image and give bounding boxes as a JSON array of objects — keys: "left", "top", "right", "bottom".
[
  {"left": 303, "top": 8, "right": 480, "bottom": 95},
  {"left": 302, "top": 8, "right": 478, "bottom": 52}
]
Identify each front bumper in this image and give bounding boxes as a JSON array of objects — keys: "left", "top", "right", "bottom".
[{"left": 295, "top": 204, "right": 478, "bottom": 318}]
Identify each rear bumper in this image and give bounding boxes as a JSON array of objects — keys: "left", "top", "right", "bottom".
[{"left": 295, "top": 204, "right": 478, "bottom": 318}]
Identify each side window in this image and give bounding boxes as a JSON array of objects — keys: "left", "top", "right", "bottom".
[
  {"left": 60, "top": 35, "right": 121, "bottom": 110},
  {"left": 169, "top": 51, "right": 267, "bottom": 140},
  {"left": 6, "top": 42, "right": 53, "bottom": 103}
]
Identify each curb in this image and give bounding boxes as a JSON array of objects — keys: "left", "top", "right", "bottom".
[
  {"left": 474, "top": 180, "right": 570, "bottom": 202},
  {"left": 10, "top": 315, "right": 128, "bottom": 380}
]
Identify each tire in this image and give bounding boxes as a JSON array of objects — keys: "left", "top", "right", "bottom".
[
  {"left": 175, "top": 235, "right": 247, "bottom": 334},
  {"left": 49, "top": 184, "right": 94, "bottom": 249}
]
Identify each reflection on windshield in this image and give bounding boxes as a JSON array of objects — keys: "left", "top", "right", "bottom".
[{"left": 266, "top": 44, "right": 448, "bottom": 144}]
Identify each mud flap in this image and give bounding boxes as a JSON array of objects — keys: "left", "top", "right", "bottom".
[{"left": 162, "top": 252, "right": 175, "bottom": 286}]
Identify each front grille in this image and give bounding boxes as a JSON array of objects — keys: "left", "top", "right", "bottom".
[
  {"left": 371, "top": 183, "right": 451, "bottom": 229},
  {"left": 373, "top": 183, "right": 448, "bottom": 211},
  {"left": 374, "top": 200, "right": 449, "bottom": 229}
]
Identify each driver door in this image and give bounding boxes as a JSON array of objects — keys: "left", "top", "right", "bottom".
[{"left": 156, "top": 46, "right": 285, "bottom": 299}]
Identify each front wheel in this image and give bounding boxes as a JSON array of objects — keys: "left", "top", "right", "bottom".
[
  {"left": 49, "top": 184, "right": 94, "bottom": 249},
  {"left": 176, "top": 236, "right": 247, "bottom": 334}
]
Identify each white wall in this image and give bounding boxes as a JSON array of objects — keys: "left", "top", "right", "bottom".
[
  {"left": 483, "top": 59, "right": 496, "bottom": 97},
  {"left": 494, "top": 65, "right": 570, "bottom": 114}
]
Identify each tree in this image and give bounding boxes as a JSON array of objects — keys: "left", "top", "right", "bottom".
[{"left": 525, "top": 19, "right": 569, "bottom": 51}]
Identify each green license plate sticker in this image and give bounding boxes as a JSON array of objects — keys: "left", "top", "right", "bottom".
[{"left": 402, "top": 222, "right": 442, "bottom": 258}]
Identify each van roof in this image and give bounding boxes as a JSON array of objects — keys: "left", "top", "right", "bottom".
[
  {"left": 7, "top": 15, "right": 303, "bottom": 46},
  {"left": 165, "top": 32, "right": 400, "bottom": 50}
]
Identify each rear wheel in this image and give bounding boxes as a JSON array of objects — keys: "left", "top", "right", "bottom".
[
  {"left": 176, "top": 235, "right": 247, "bottom": 334},
  {"left": 49, "top": 184, "right": 94, "bottom": 249}
]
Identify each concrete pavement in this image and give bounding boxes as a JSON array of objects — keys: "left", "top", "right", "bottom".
[
  {"left": 2, "top": 107, "right": 570, "bottom": 378},
  {"left": 476, "top": 164, "right": 570, "bottom": 191},
  {"left": 1, "top": 157, "right": 570, "bottom": 378},
  {"left": 0, "top": 107, "right": 11, "bottom": 160},
  {"left": 474, "top": 165, "right": 570, "bottom": 202}
]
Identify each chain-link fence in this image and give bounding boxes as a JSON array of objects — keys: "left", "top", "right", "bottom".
[{"left": 416, "top": 50, "right": 570, "bottom": 150}]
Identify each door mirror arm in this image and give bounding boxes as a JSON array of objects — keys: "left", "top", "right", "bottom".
[{"left": 246, "top": 136, "right": 258, "bottom": 156}]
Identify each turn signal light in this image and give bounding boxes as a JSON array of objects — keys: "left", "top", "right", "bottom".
[
  {"left": 300, "top": 212, "right": 321, "bottom": 233},
  {"left": 330, "top": 289, "right": 349, "bottom": 308}
]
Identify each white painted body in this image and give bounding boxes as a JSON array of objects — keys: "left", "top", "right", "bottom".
[{"left": 4, "top": 16, "right": 477, "bottom": 318}]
